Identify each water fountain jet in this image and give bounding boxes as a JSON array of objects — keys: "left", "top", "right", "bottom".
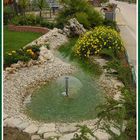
[{"left": 65, "top": 77, "right": 69, "bottom": 97}]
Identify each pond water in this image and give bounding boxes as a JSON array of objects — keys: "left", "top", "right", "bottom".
[{"left": 25, "top": 70, "right": 104, "bottom": 122}]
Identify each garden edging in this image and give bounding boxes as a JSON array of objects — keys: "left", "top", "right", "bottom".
[{"left": 8, "top": 25, "right": 49, "bottom": 34}]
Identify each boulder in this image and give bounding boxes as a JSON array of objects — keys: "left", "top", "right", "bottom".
[
  {"left": 26, "top": 28, "right": 68, "bottom": 50},
  {"left": 63, "top": 18, "right": 86, "bottom": 37}
]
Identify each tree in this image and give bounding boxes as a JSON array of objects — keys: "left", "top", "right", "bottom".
[
  {"left": 18, "top": 0, "right": 29, "bottom": 15},
  {"left": 36, "top": 0, "right": 48, "bottom": 18},
  {"left": 56, "top": 0, "right": 103, "bottom": 28}
]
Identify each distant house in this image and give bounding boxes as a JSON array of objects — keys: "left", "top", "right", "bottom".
[{"left": 47, "top": 0, "right": 59, "bottom": 9}]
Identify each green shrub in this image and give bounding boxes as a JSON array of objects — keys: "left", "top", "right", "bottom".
[
  {"left": 74, "top": 26, "right": 123, "bottom": 58},
  {"left": 40, "top": 20, "right": 55, "bottom": 29},
  {"left": 96, "top": 88, "right": 136, "bottom": 139},
  {"left": 4, "top": 5, "right": 15, "bottom": 25},
  {"left": 103, "top": 19, "right": 119, "bottom": 31},
  {"left": 11, "top": 14, "right": 55, "bottom": 29},
  {"left": 55, "top": 10, "right": 70, "bottom": 29},
  {"left": 75, "top": 12, "right": 90, "bottom": 28},
  {"left": 71, "top": 125, "right": 96, "bottom": 140},
  {"left": 56, "top": 0, "right": 103, "bottom": 29},
  {"left": 11, "top": 14, "right": 38, "bottom": 26},
  {"left": 105, "top": 58, "right": 133, "bottom": 88}
]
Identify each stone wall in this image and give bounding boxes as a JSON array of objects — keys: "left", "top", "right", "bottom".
[{"left": 8, "top": 25, "right": 49, "bottom": 34}]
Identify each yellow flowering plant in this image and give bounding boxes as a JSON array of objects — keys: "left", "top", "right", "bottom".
[
  {"left": 4, "top": 45, "right": 40, "bottom": 67},
  {"left": 73, "top": 26, "right": 124, "bottom": 58}
]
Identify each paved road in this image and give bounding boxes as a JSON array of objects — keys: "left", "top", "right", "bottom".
[
  {"left": 110, "top": 0, "right": 136, "bottom": 37},
  {"left": 110, "top": 0, "right": 137, "bottom": 74}
]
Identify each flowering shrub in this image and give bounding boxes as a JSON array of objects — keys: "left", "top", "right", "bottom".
[
  {"left": 74, "top": 26, "right": 124, "bottom": 58},
  {"left": 4, "top": 45, "right": 40, "bottom": 67}
]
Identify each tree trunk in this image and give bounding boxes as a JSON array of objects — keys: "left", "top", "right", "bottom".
[
  {"left": 39, "top": 10, "right": 42, "bottom": 18},
  {"left": 49, "top": 8, "right": 52, "bottom": 18},
  {"left": 13, "top": 0, "right": 18, "bottom": 15}
]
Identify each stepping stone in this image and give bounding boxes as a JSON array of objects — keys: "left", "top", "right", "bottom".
[
  {"left": 18, "top": 122, "right": 30, "bottom": 130},
  {"left": 43, "top": 132, "right": 60, "bottom": 139},
  {"left": 58, "top": 124, "right": 77, "bottom": 134},
  {"left": 94, "top": 130, "right": 111, "bottom": 140},
  {"left": 4, "top": 117, "right": 22, "bottom": 128},
  {"left": 37, "top": 123, "right": 56, "bottom": 134},
  {"left": 110, "top": 127, "right": 121, "bottom": 136},
  {"left": 23, "top": 124, "right": 39, "bottom": 134},
  {"left": 31, "top": 135, "right": 40, "bottom": 140},
  {"left": 59, "top": 133, "right": 75, "bottom": 140}
]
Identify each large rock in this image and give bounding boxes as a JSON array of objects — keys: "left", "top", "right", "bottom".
[
  {"left": 26, "top": 28, "right": 68, "bottom": 50},
  {"left": 63, "top": 18, "right": 86, "bottom": 37},
  {"left": 43, "top": 132, "right": 60, "bottom": 139},
  {"left": 37, "top": 123, "right": 56, "bottom": 134},
  {"left": 18, "top": 122, "right": 30, "bottom": 130},
  {"left": 59, "top": 133, "right": 75, "bottom": 140},
  {"left": 4, "top": 117, "right": 22, "bottom": 128},
  {"left": 58, "top": 124, "right": 78, "bottom": 134},
  {"left": 94, "top": 130, "right": 111, "bottom": 140},
  {"left": 31, "top": 135, "right": 41, "bottom": 140},
  {"left": 23, "top": 124, "right": 39, "bottom": 134}
]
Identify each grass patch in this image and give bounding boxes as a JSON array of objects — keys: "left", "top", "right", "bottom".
[
  {"left": 58, "top": 37, "right": 102, "bottom": 76},
  {"left": 4, "top": 26, "right": 42, "bottom": 54}
]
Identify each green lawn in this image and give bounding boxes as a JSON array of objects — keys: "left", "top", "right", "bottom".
[{"left": 4, "top": 26, "right": 42, "bottom": 54}]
